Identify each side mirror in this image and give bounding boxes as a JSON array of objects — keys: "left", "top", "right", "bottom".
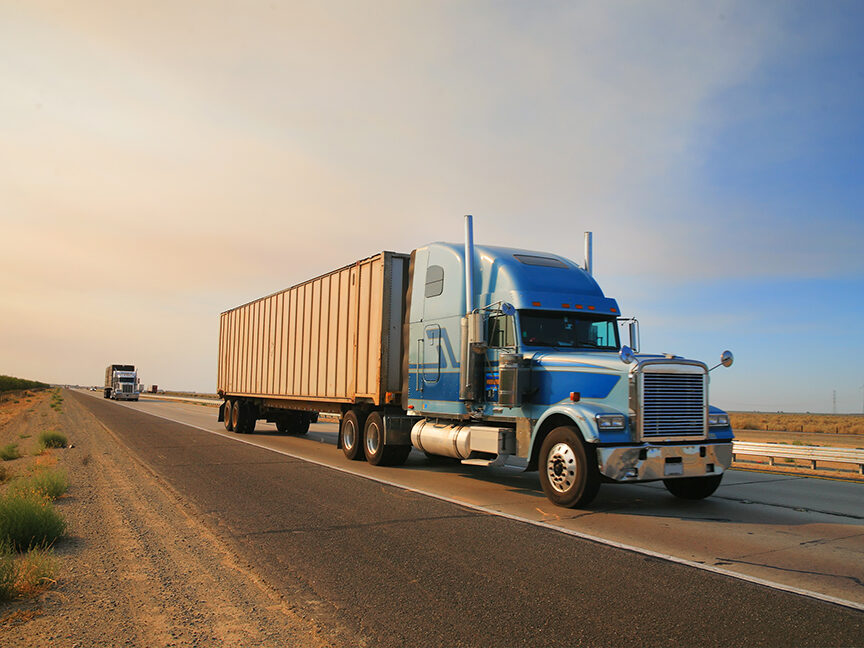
[
  {"left": 500, "top": 302, "right": 515, "bottom": 316},
  {"left": 619, "top": 345, "right": 636, "bottom": 365},
  {"left": 709, "top": 350, "right": 734, "bottom": 371}
]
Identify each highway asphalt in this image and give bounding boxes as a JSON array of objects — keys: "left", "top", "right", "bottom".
[{"left": 70, "top": 391, "right": 863, "bottom": 647}]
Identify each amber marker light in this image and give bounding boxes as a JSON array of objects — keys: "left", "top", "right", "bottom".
[
  {"left": 561, "top": 303, "right": 570, "bottom": 308},
  {"left": 610, "top": 307, "right": 617, "bottom": 313},
  {"left": 575, "top": 304, "right": 583, "bottom": 309},
  {"left": 532, "top": 301, "right": 541, "bottom": 307},
  {"left": 570, "top": 392, "right": 581, "bottom": 402},
  {"left": 587, "top": 305, "right": 595, "bottom": 310}
]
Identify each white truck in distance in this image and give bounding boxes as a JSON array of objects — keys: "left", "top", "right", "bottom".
[{"left": 104, "top": 364, "right": 140, "bottom": 401}]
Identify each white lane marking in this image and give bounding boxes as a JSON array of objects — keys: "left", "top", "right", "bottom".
[{"left": 100, "top": 395, "right": 864, "bottom": 612}]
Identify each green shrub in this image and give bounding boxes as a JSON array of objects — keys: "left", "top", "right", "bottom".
[
  {"left": 0, "top": 492, "right": 66, "bottom": 551},
  {"left": 0, "top": 542, "right": 58, "bottom": 602},
  {"left": 38, "top": 430, "right": 67, "bottom": 449},
  {"left": 0, "top": 444, "right": 21, "bottom": 461},
  {"left": 9, "top": 469, "right": 69, "bottom": 500},
  {"left": 15, "top": 547, "right": 57, "bottom": 598},
  {"left": 0, "top": 543, "right": 15, "bottom": 602}
]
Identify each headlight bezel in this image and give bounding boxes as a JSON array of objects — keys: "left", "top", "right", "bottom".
[
  {"left": 595, "top": 413, "right": 627, "bottom": 430},
  {"left": 708, "top": 413, "right": 730, "bottom": 427}
]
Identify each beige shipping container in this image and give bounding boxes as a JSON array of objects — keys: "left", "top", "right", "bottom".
[{"left": 217, "top": 252, "right": 409, "bottom": 409}]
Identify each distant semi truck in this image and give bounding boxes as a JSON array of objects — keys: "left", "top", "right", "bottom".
[
  {"left": 217, "top": 216, "right": 734, "bottom": 508},
  {"left": 104, "top": 364, "right": 139, "bottom": 401}
]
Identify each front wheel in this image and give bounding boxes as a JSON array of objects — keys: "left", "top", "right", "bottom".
[
  {"left": 663, "top": 474, "right": 723, "bottom": 500},
  {"left": 538, "top": 426, "right": 601, "bottom": 508}
]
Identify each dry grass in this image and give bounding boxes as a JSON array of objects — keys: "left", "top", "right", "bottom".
[
  {"left": 0, "top": 544, "right": 58, "bottom": 602},
  {"left": 731, "top": 412, "right": 864, "bottom": 435}
]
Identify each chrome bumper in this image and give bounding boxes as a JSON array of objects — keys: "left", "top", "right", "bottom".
[{"left": 596, "top": 442, "right": 732, "bottom": 482}]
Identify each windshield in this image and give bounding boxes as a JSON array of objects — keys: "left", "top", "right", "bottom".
[{"left": 519, "top": 310, "right": 619, "bottom": 350}]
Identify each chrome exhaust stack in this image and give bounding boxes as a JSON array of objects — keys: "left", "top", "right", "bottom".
[
  {"left": 459, "top": 214, "right": 485, "bottom": 402},
  {"left": 584, "top": 231, "right": 593, "bottom": 276}
]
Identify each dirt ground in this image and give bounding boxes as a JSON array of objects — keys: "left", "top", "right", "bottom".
[{"left": 0, "top": 390, "right": 339, "bottom": 647}]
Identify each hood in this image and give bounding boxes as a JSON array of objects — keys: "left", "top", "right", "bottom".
[{"left": 528, "top": 351, "right": 629, "bottom": 374}]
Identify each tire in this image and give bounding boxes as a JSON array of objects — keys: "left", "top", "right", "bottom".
[
  {"left": 663, "top": 474, "right": 723, "bottom": 500},
  {"left": 538, "top": 426, "right": 601, "bottom": 508},
  {"left": 341, "top": 410, "right": 367, "bottom": 461},
  {"left": 231, "top": 400, "right": 244, "bottom": 434},
  {"left": 239, "top": 402, "right": 257, "bottom": 435},
  {"left": 224, "top": 400, "right": 234, "bottom": 431}
]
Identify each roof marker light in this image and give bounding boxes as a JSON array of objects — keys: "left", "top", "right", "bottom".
[
  {"left": 562, "top": 303, "right": 570, "bottom": 308},
  {"left": 575, "top": 304, "right": 583, "bottom": 309},
  {"left": 532, "top": 301, "right": 541, "bottom": 307},
  {"left": 570, "top": 392, "right": 581, "bottom": 402},
  {"left": 587, "top": 305, "right": 595, "bottom": 310},
  {"left": 610, "top": 307, "right": 617, "bottom": 313}
]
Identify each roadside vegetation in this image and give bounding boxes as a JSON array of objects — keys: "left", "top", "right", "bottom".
[
  {"left": 0, "top": 389, "right": 68, "bottom": 603},
  {"left": 0, "top": 376, "right": 49, "bottom": 393},
  {"left": 37, "top": 430, "right": 67, "bottom": 452},
  {"left": 731, "top": 412, "right": 864, "bottom": 435}
]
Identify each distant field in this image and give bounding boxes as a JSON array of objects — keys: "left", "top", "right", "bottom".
[
  {"left": 731, "top": 412, "right": 864, "bottom": 435},
  {"left": 0, "top": 374, "right": 49, "bottom": 393}
]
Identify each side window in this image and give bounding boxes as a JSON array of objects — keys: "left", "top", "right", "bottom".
[
  {"left": 488, "top": 315, "right": 516, "bottom": 348},
  {"left": 425, "top": 265, "right": 444, "bottom": 298}
]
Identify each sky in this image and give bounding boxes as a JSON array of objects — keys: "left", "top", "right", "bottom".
[{"left": 1, "top": 1, "right": 863, "bottom": 413}]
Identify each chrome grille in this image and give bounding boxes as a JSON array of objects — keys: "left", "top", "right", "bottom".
[
  {"left": 122, "top": 384, "right": 133, "bottom": 393},
  {"left": 642, "top": 373, "right": 705, "bottom": 437}
]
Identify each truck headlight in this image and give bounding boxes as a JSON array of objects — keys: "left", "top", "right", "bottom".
[
  {"left": 595, "top": 414, "right": 627, "bottom": 430},
  {"left": 708, "top": 413, "right": 729, "bottom": 427}
]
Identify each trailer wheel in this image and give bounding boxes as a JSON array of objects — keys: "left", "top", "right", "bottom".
[
  {"left": 231, "top": 400, "right": 242, "bottom": 433},
  {"left": 238, "top": 402, "right": 257, "bottom": 435},
  {"left": 663, "top": 474, "right": 723, "bottom": 500},
  {"left": 341, "top": 410, "right": 366, "bottom": 461},
  {"left": 538, "top": 426, "right": 600, "bottom": 508},
  {"left": 224, "top": 400, "right": 234, "bottom": 431}
]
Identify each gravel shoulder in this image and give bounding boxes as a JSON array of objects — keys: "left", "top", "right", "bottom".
[{"left": 0, "top": 391, "right": 339, "bottom": 647}]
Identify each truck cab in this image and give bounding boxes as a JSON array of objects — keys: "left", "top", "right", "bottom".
[{"left": 406, "top": 240, "right": 734, "bottom": 507}]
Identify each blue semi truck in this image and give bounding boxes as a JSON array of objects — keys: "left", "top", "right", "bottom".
[{"left": 218, "top": 216, "right": 733, "bottom": 508}]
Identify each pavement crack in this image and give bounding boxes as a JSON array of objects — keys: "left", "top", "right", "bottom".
[
  {"left": 713, "top": 495, "right": 864, "bottom": 520},
  {"left": 713, "top": 557, "right": 864, "bottom": 589}
]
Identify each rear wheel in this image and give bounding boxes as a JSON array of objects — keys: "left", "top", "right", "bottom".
[
  {"left": 230, "top": 400, "right": 242, "bottom": 433},
  {"left": 223, "top": 400, "right": 234, "bottom": 431},
  {"left": 363, "top": 412, "right": 411, "bottom": 466},
  {"left": 663, "top": 474, "right": 723, "bottom": 500},
  {"left": 538, "top": 426, "right": 601, "bottom": 508},
  {"left": 341, "top": 410, "right": 366, "bottom": 461}
]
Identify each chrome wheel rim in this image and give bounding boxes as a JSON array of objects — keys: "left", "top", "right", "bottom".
[
  {"left": 546, "top": 442, "right": 577, "bottom": 493},
  {"left": 344, "top": 419, "right": 357, "bottom": 450},
  {"left": 365, "top": 422, "right": 381, "bottom": 456}
]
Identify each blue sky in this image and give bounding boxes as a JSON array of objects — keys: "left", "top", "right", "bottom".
[{"left": 1, "top": 1, "right": 862, "bottom": 412}]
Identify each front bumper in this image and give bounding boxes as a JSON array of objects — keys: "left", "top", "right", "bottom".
[{"left": 596, "top": 442, "right": 732, "bottom": 482}]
